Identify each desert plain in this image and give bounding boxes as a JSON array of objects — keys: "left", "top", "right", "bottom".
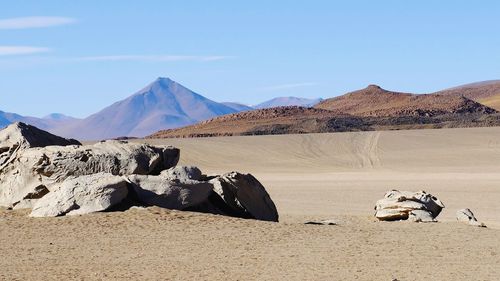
[{"left": 1, "top": 127, "right": 500, "bottom": 280}]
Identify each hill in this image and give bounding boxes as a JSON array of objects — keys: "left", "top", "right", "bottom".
[
  {"left": 434, "top": 80, "right": 500, "bottom": 110},
  {"left": 148, "top": 106, "right": 351, "bottom": 138},
  {"left": 314, "top": 85, "right": 496, "bottom": 117}
]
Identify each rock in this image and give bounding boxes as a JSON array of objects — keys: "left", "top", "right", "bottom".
[
  {"left": 30, "top": 173, "right": 128, "bottom": 217},
  {"left": 408, "top": 210, "right": 436, "bottom": 222},
  {"left": 0, "top": 122, "right": 80, "bottom": 150},
  {"left": 374, "top": 190, "right": 444, "bottom": 222},
  {"left": 0, "top": 140, "right": 179, "bottom": 208},
  {"left": 305, "top": 219, "right": 337, "bottom": 225},
  {"left": 126, "top": 166, "right": 213, "bottom": 210},
  {"left": 374, "top": 208, "right": 412, "bottom": 221},
  {"left": 1, "top": 123, "right": 282, "bottom": 222},
  {"left": 161, "top": 165, "right": 202, "bottom": 181},
  {"left": 0, "top": 122, "right": 80, "bottom": 168},
  {"left": 209, "top": 172, "right": 279, "bottom": 222},
  {"left": 456, "top": 208, "right": 486, "bottom": 227}
]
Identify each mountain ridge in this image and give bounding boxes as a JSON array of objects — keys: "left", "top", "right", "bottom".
[{"left": 3, "top": 78, "right": 500, "bottom": 140}]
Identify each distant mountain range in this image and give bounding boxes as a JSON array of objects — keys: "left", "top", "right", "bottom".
[
  {"left": 0, "top": 111, "right": 79, "bottom": 132},
  {"left": 0, "top": 77, "right": 323, "bottom": 140},
  {"left": 2, "top": 78, "right": 500, "bottom": 140},
  {"left": 151, "top": 83, "right": 500, "bottom": 138}
]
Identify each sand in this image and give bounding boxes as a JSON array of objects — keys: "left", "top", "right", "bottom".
[{"left": 2, "top": 127, "right": 500, "bottom": 280}]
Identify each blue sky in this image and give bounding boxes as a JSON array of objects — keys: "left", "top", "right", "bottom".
[{"left": 1, "top": 0, "right": 499, "bottom": 118}]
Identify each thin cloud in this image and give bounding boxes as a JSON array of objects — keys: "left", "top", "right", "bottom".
[
  {"left": 261, "top": 82, "right": 318, "bottom": 91},
  {"left": 0, "top": 16, "right": 76, "bottom": 29},
  {"left": 0, "top": 46, "right": 50, "bottom": 56},
  {"left": 74, "top": 55, "right": 235, "bottom": 62}
]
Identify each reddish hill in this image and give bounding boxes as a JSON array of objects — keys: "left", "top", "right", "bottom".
[
  {"left": 148, "top": 106, "right": 351, "bottom": 138},
  {"left": 315, "top": 85, "right": 496, "bottom": 117},
  {"left": 434, "top": 80, "right": 500, "bottom": 110}
]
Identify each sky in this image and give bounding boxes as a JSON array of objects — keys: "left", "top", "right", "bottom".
[{"left": 1, "top": 0, "right": 499, "bottom": 118}]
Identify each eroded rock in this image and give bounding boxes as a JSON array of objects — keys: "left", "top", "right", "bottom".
[
  {"left": 0, "top": 140, "right": 179, "bottom": 208},
  {"left": 1, "top": 124, "right": 280, "bottom": 221},
  {"left": 374, "top": 190, "right": 444, "bottom": 222},
  {"left": 30, "top": 173, "right": 128, "bottom": 217},
  {"left": 209, "top": 172, "right": 279, "bottom": 222}
]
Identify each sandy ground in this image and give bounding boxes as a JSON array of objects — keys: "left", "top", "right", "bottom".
[{"left": 2, "top": 127, "right": 500, "bottom": 280}]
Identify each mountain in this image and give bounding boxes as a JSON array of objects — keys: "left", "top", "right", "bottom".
[
  {"left": 0, "top": 110, "right": 80, "bottom": 132},
  {"left": 314, "top": 85, "right": 496, "bottom": 117},
  {"left": 0, "top": 111, "right": 23, "bottom": 128},
  {"left": 42, "top": 113, "right": 79, "bottom": 122},
  {"left": 433, "top": 80, "right": 500, "bottom": 110},
  {"left": 221, "top": 102, "right": 254, "bottom": 112},
  {"left": 55, "top": 78, "right": 240, "bottom": 140},
  {"left": 254, "top": 97, "right": 323, "bottom": 109}
]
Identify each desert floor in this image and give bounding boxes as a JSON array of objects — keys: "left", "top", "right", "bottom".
[{"left": 2, "top": 127, "right": 500, "bottom": 280}]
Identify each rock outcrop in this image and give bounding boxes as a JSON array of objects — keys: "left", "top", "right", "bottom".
[
  {"left": 0, "top": 122, "right": 80, "bottom": 150},
  {"left": 0, "top": 140, "right": 179, "bottom": 208},
  {"left": 0, "top": 122, "right": 80, "bottom": 168},
  {"left": 30, "top": 173, "right": 128, "bottom": 217},
  {"left": 0, "top": 123, "right": 279, "bottom": 221},
  {"left": 374, "top": 190, "right": 444, "bottom": 222},
  {"left": 456, "top": 208, "right": 486, "bottom": 227}
]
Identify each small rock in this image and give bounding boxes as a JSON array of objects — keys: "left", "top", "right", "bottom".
[
  {"left": 305, "top": 219, "right": 337, "bottom": 225},
  {"left": 456, "top": 208, "right": 486, "bottom": 227}
]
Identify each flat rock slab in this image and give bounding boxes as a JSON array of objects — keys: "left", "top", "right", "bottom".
[{"left": 305, "top": 219, "right": 337, "bottom": 225}]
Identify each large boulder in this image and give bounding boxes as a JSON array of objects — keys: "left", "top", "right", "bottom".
[
  {"left": 30, "top": 173, "right": 128, "bottom": 217},
  {"left": 209, "top": 172, "right": 279, "bottom": 222},
  {"left": 126, "top": 166, "right": 213, "bottom": 210},
  {"left": 374, "top": 190, "right": 444, "bottom": 222},
  {"left": 456, "top": 208, "right": 486, "bottom": 227},
  {"left": 0, "top": 140, "right": 179, "bottom": 208}
]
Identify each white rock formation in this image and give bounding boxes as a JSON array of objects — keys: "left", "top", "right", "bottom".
[
  {"left": 1, "top": 123, "right": 280, "bottom": 221},
  {"left": 1, "top": 139, "right": 179, "bottom": 208},
  {"left": 374, "top": 190, "right": 444, "bottom": 222},
  {"left": 30, "top": 173, "right": 128, "bottom": 217}
]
